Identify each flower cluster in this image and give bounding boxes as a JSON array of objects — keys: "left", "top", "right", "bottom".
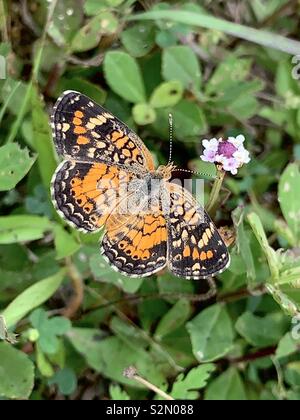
[{"left": 200, "top": 135, "right": 250, "bottom": 175}]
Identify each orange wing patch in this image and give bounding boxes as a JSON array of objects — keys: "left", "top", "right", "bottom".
[{"left": 101, "top": 210, "right": 168, "bottom": 277}]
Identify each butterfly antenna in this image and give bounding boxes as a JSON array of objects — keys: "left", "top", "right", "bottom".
[
  {"left": 168, "top": 113, "right": 173, "bottom": 164},
  {"left": 172, "top": 168, "right": 216, "bottom": 179},
  {"left": 167, "top": 113, "right": 215, "bottom": 179}
]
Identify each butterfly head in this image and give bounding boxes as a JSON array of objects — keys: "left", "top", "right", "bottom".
[{"left": 156, "top": 162, "right": 177, "bottom": 180}]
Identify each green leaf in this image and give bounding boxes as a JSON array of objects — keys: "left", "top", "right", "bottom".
[
  {"left": 232, "top": 207, "right": 256, "bottom": 286},
  {"left": 53, "top": 225, "right": 80, "bottom": 259},
  {"left": 0, "top": 215, "right": 52, "bottom": 244},
  {"left": 0, "top": 343, "right": 34, "bottom": 399},
  {"left": 2, "top": 269, "right": 66, "bottom": 328},
  {"left": 206, "top": 56, "right": 252, "bottom": 95},
  {"left": 285, "top": 362, "right": 300, "bottom": 387},
  {"left": 153, "top": 100, "right": 207, "bottom": 140},
  {"left": 71, "top": 12, "right": 118, "bottom": 52},
  {"left": 48, "top": 368, "right": 77, "bottom": 396},
  {"left": 67, "top": 328, "right": 166, "bottom": 388},
  {"left": 247, "top": 212, "right": 280, "bottom": 280},
  {"left": 205, "top": 368, "right": 247, "bottom": 400},
  {"left": 129, "top": 10, "right": 300, "bottom": 55},
  {"left": 30, "top": 308, "right": 71, "bottom": 354},
  {"left": 84, "top": 0, "right": 125, "bottom": 15},
  {"left": 187, "top": 303, "right": 234, "bottom": 362},
  {"left": 31, "top": 88, "right": 57, "bottom": 189},
  {"left": 104, "top": 51, "right": 146, "bottom": 103},
  {"left": 235, "top": 312, "right": 287, "bottom": 347},
  {"left": 162, "top": 46, "right": 201, "bottom": 90},
  {"left": 132, "top": 103, "right": 156, "bottom": 125},
  {"left": 150, "top": 80, "right": 183, "bottom": 108},
  {"left": 0, "top": 143, "right": 36, "bottom": 191},
  {"left": 276, "top": 333, "right": 298, "bottom": 359},
  {"left": 90, "top": 253, "right": 143, "bottom": 293},
  {"left": 109, "top": 384, "right": 130, "bottom": 400},
  {"left": 278, "top": 163, "right": 300, "bottom": 243},
  {"left": 121, "top": 22, "right": 156, "bottom": 57},
  {"left": 36, "top": 344, "right": 55, "bottom": 378},
  {"left": 171, "top": 364, "right": 215, "bottom": 399},
  {"left": 154, "top": 299, "right": 191, "bottom": 340}
]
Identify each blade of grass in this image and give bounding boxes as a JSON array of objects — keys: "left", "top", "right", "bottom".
[
  {"left": 0, "top": 0, "right": 9, "bottom": 42},
  {"left": 128, "top": 10, "right": 300, "bottom": 55},
  {"left": 0, "top": 81, "right": 21, "bottom": 127},
  {"left": 5, "top": 0, "right": 58, "bottom": 144}
]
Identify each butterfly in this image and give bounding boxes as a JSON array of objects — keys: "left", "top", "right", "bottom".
[{"left": 50, "top": 91, "right": 230, "bottom": 279}]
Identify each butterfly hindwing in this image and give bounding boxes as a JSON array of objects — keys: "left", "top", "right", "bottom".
[
  {"left": 101, "top": 210, "right": 168, "bottom": 277},
  {"left": 166, "top": 183, "right": 230, "bottom": 279}
]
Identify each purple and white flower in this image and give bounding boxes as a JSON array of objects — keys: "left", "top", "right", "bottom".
[{"left": 200, "top": 134, "right": 250, "bottom": 175}]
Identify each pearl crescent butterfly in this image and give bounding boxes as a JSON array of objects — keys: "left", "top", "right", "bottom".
[{"left": 50, "top": 91, "right": 230, "bottom": 279}]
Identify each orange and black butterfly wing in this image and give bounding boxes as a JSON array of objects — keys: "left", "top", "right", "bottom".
[
  {"left": 166, "top": 183, "right": 230, "bottom": 279},
  {"left": 51, "top": 161, "right": 135, "bottom": 232},
  {"left": 101, "top": 210, "right": 168, "bottom": 277},
  {"left": 51, "top": 90, "right": 155, "bottom": 170}
]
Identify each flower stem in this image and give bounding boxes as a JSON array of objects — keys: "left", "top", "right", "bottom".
[
  {"left": 123, "top": 366, "right": 175, "bottom": 400},
  {"left": 206, "top": 165, "right": 226, "bottom": 217}
]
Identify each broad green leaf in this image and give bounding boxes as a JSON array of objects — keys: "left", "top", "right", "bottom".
[
  {"left": 278, "top": 163, "right": 300, "bottom": 243},
  {"left": 232, "top": 207, "right": 256, "bottom": 287},
  {"left": 71, "top": 12, "right": 118, "bottom": 52},
  {"left": 206, "top": 56, "right": 252, "bottom": 95},
  {"left": 247, "top": 212, "right": 280, "bottom": 280},
  {"left": 2, "top": 269, "right": 66, "bottom": 328},
  {"left": 275, "top": 61, "right": 299, "bottom": 98},
  {"left": 67, "top": 328, "right": 166, "bottom": 388},
  {"left": 104, "top": 51, "right": 146, "bottom": 103},
  {"left": 0, "top": 215, "right": 52, "bottom": 244},
  {"left": 0, "top": 143, "right": 36, "bottom": 191},
  {"left": 53, "top": 225, "right": 80, "bottom": 259},
  {"left": 90, "top": 253, "right": 143, "bottom": 293},
  {"left": 285, "top": 362, "right": 300, "bottom": 387},
  {"left": 153, "top": 100, "right": 207, "bottom": 140},
  {"left": 109, "top": 384, "right": 130, "bottom": 400},
  {"left": 162, "top": 46, "right": 201, "bottom": 90},
  {"left": 132, "top": 103, "right": 156, "bottom": 125},
  {"left": 171, "top": 364, "right": 215, "bottom": 400},
  {"left": 36, "top": 344, "right": 55, "bottom": 378},
  {"left": 235, "top": 312, "right": 287, "bottom": 347},
  {"left": 48, "top": 368, "right": 77, "bottom": 396},
  {"left": 30, "top": 308, "right": 71, "bottom": 354},
  {"left": 121, "top": 22, "right": 156, "bottom": 57},
  {"left": 129, "top": 10, "right": 300, "bottom": 55},
  {"left": 276, "top": 333, "right": 298, "bottom": 359},
  {"left": 187, "top": 303, "right": 234, "bottom": 362},
  {"left": 154, "top": 299, "right": 191, "bottom": 340},
  {"left": 31, "top": 88, "right": 57, "bottom": 189},
  {"left": 0, "top": 343, "right": 34, "bottom": 399},
  {"left": 150, "top": 80, "right": 183, "bottom": 108},
  {"left": 205, "top": 368, "right": 247, "bottom": 400}
]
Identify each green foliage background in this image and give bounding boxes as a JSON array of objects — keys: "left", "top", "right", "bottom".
[{"left": 1, "top": 0, "right": 300, "bottom": 400}]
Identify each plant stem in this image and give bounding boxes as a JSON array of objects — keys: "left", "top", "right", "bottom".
[
  {"left": 206, "top": 165, "right": 226, "bottom": 217},
  {"left": 62, "top": 257, "right": 84, "bottom": 319},
  {"left": 5, "top": 0, "right": 58, "bottom": 144},
  {"left": 123, "top": 366, "right": 174, "bottom": 400},
  {"left": 0, "top": 0, "right": 9, "bottom": 42}
]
